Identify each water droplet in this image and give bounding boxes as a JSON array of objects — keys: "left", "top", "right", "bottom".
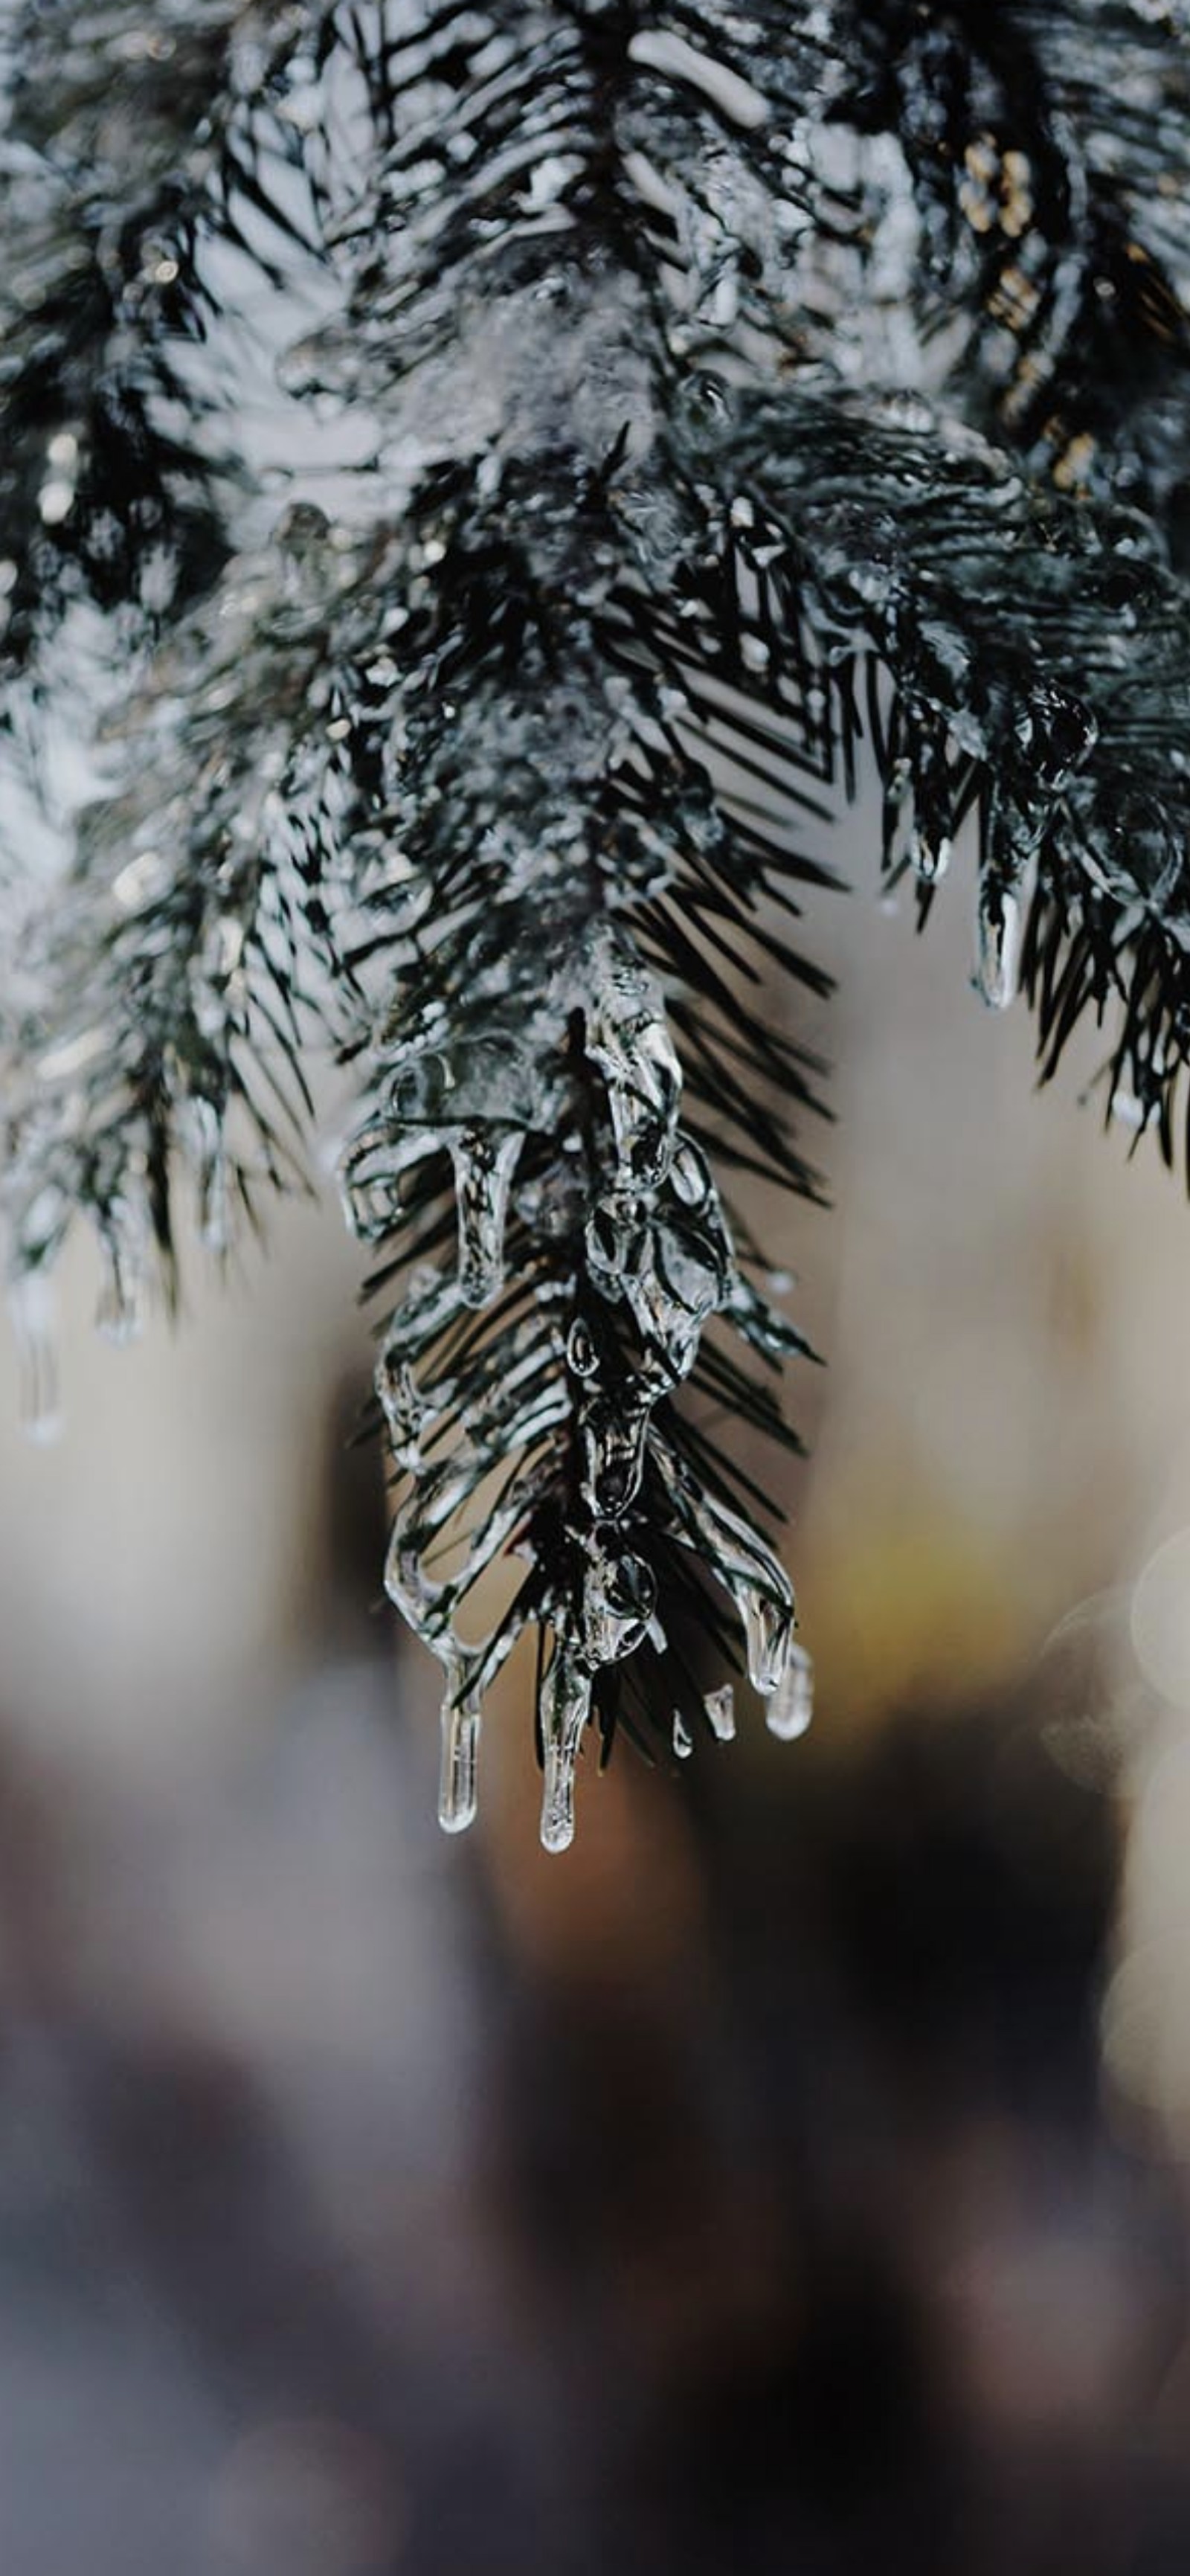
[
  {"left": 439, "top": 1666, "right": 480, "bottom": 1834},
  {"left": 112, "top": 849, "right": 170, "bottom": 911},
  {"left": 975, "top": 878, "right": 1023, "bottom": 1009},
  {"left": 187, "top": 1099, "right": 231, "bottom": 1255},
  {"left": 1017, "top": 684, "right": 1099, "bottom": 796},
  {"left": 95, "top": 1223, "right": 145, "bottom": 1345},
  {"left": 704, "top": 1683, "right": 736, "bottom": 1741},
  {"left": 743, "top": 1587, "right": 792, "bottom": 1697},
  {"left": 1110, "top": 1086, "right": 1147, "bottom": 1132},
  {"left": 540, "top": 1646, "right": 592, "bottom": 1854},
  {"left": 38, "top": 478, "right": 74, "bottom": 527},
  {"left": 580, "top": 1387, "right": 652, "bottom": 1517},
  {"left": 8, "top": 1273, "right": 62, "bottom": 1445},
  {"left": 766, "top": 1639, "right": 814, "bottom": 1740},
  {"left": 915, "top": 833, "right": 952, "bottom": 884},
  {"left": 566, "top": 1316, "right": 600, "bottom": 1378}
]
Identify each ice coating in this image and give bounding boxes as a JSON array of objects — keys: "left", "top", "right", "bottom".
[
  {"left": 449, "top": 1126, "right": 524, "bottom": 1307},
  {"left": 438, "top": 1651, "right": 483, "bottom": 1834},
  {"left": 22, "top": 0, "right": 1182, "bottom": 1850},
  {"left": 540, "top": 1647, "right": 594, "bottom": 1855},
  {"left": 975, "top": 877, "right": 1023, "bottom": 1011},
  {"left": 583, "top": 928, "right": 682, "bottom": 1192}
]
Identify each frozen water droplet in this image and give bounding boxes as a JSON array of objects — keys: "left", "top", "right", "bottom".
[
  {"left": 669, "top": 1138, "right": 712, "bottom": 1207},
  {"left": 976, "top": 879, "right": 1023, "bottom": 1009},
  {"left": 885, "top": 757, "right": 916, "bottom": 873},
  {"left": 187, "top": 1099, "right": 230, "bottom": 1255},
  {"left": 112, "top": 849, "right": 170, "bottom": 912},
  {"left": 673, "top": 1714, "right": 693, "bottom": 1758},
  {"left": 1017, "top": 684, "right": 1099, "bottom": 796},
  {"left": 449, "top": 1127, "right": 524, "bottom": 1307},
  {"left": 8, "top": 1273, "right": 62, "bottom": 1445},
  {"left": 439, "top": 1669, "right": 480, "bottom": 1834},
  {"left": 1110, "top": 1086, "right": 1147, "bottom": 1131},
  {"left": 767, "top": 1640, "right": 814, "bottom": 1740},
  {"left": 580, "top": 1387, "right": 652, "bottom": 1517},
  {"left": 916, "top": 834, "right": 951, "bottom": 884},
  {"left": 744, "top": 1587, "right": 792, "bottom": 1697},
  {"left": 566, "top": 1317, "right": 601, "bottom": 1379},
  {"left": 704, "top": 1683, "right": 736, "bottom": 1741},
  {"left": 540, "top": 1646, "right": 592, "bottom": 1854},
  {"left": 95, "top": 1224, "right": 145, "bottom": 1346}
]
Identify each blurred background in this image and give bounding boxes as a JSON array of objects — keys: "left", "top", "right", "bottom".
[{"left": 2, "top": 841, "right": 1190, "bottom": 2574}]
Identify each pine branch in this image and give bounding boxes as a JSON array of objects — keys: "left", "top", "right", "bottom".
[{"left": 1, "top": 1, "right": 1189, "bottom": 1845}]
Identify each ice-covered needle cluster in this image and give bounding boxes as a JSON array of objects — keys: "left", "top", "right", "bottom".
[{"left": 3, "top": 2, "right": 1190, "bottom": 1842}]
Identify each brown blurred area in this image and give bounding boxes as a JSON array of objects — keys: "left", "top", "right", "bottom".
[{"left": 2, "top": 858, "right": 1190, "bottom": 2573}]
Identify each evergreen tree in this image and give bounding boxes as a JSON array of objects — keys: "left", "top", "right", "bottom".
[{"left": 1, "top": 1, "right": 1188, "bottom": 1846}]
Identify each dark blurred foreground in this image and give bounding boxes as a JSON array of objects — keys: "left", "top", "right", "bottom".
[{"left": 0, "top": 1577, "right": 1184, "bottom": 2576}]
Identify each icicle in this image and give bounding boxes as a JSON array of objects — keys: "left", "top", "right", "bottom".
[
  {"left": 884, "top": 757, "right": 916, "bottom": 874},
  {"left": 914, "top": 833, "right": 951, "bottom": 885},
  {"left": 743, "top": 1588, "right": 793, "bottom": 1696},
  {"left": 95, "top": 1217, "right": 146, "bottom": 1346},
  {"left": 669, "top": 1139, "right": 713, "bottom": 1208},
  {"left": 189, "top": 1098, "right": 231, "bottom": 1256},
  {"left": 1109, "top": 1085, "right": 1147, "bottom": 1131},
  {"left": 766, "top": 1639, "right": 814, "bottom": 1741},
  {"left": 704, "top": 1683, "right": 736, "bottom": 1741},
  {"left": 8, "top": 1272, "right": 62, "bottom": 1445},
  {"left": 540, "top": 1645, "right": 592, "bottom": 1854},
  {"left": 448, "top": 1125, "right": 524, "bottom": 1306},
  {"left": 620, "top": 1210, "right": 729, "bottom": 1383},
  {"left": 439, "top": 1657, "right": 481, "bottom": 1834},
  {"left": 653, "top": 1439, "right": 797, "bottom": 1692},
  {"left": 975, "top": 876, "right": 1023, "bottom": 1010},
  {"left": 565, "top": 1316, "right": 600, "bottom": 1378}
]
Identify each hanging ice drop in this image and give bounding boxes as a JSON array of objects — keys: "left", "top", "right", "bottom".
[
  {"left": 975, "top": 877, "right": 1023, "bottom": 1010},
  {"left": 540, "top": 1645, "right": 593, "bottom": 1854},
  {"left": 766, "top": 1639, "right": 814, "bottom": 1741},
  {"left": 913, "top": 832, "right": 951, "bottom": 885},
  {"left": 7, "top": 1273, "right": 62, "bottom": 1445},
  {"left": 439, "top": 1673, "right": 481, "bottom": 1834},
  {"left": 704, "top": 1683, "right": 736, "bottom": 1741},
  {"left": 743, "top": 1585, "right": 792, "bottom": 1697},
  {"left": 95, "top": 1225, "right": 145, "bottom": 1345}
]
